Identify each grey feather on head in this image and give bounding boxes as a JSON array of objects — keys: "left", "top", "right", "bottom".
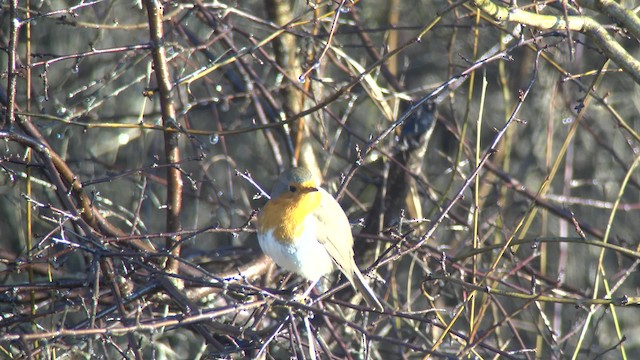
[{"left": 271, "top": 167, "right": 315, "bottom": 198}]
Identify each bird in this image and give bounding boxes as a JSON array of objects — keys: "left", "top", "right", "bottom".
[{"left": 256, "top": 167, "right": 383, "bottom": 311}]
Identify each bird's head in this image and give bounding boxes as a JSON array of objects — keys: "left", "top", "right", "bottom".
[
  {"left": 270, "top": 167, "right": 319, "bottom": 201},
  {"left": 258, "top": 167, "right": 322, "bottom": 239}
]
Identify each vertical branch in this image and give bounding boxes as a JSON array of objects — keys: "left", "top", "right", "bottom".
[
  {"left": 264, "top": 0, "right": 300, "bottom": 164},
  {"left": 23, "top": 0, "right": 38, "bottom": 348},
  {"left": 264, "top": 0, "right": 302, "bottom": 115},
  {"left": 144, "top": 0, "right": 183, "bottom": 275},
  {"left": 386, "top": 0, "right": 400, "bottom": 79},
  {"left": 5, "top": 0, "right": 20, "bottom": 129},
  {"left": 23, "top": 0, "right": 38, "bottom": 347}
]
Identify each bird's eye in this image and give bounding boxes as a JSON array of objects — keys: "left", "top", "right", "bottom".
[{"left": 289, "top": 185, "right": 297, "bottom": 193}]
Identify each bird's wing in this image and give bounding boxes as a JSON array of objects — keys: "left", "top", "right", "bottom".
[
  {"left": 314, "top": 188, "right": 385, "bottom": 311},
  {"left": 313, "top": 188, "right": 356, "bottom": 280}
]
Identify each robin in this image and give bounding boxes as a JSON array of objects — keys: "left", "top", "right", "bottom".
[{"left": 257, "top": 167, "right": 384, "bottom": 311}]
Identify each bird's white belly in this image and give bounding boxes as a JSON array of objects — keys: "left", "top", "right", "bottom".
[{"left": 258, "top": 217, "right": 335, "bottom": 281}]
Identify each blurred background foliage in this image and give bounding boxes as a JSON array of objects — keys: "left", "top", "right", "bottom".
[{"left": 1, "top": 0, "right": 640, "bottom": 358}]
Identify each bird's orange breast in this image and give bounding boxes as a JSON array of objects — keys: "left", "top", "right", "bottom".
[{"left": 258, "top": 191, "right": 322, "bottom": 244}]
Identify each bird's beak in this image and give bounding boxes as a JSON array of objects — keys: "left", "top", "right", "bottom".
[{"left": 303, "top": 186, "right": 318, "bottom": 193}]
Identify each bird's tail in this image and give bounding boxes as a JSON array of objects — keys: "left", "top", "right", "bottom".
[{"left": 350, "top": 267, "right": 384, "bottom": 311}]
